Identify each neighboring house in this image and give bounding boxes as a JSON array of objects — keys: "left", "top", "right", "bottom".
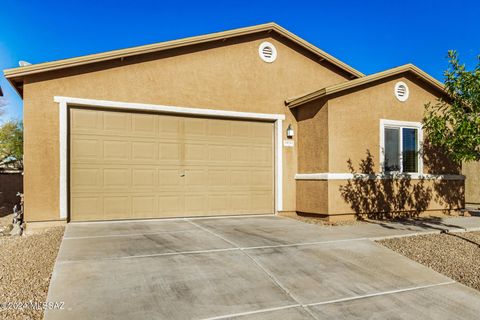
[{"left": 3, "top": 23, "right": 464, "bottom": 224}]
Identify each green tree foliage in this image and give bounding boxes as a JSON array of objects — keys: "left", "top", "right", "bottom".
[
  {"left": 0, "top": 120, "right": 23, "bottom": 163},
  {"left": 423, "top": 51, "right": 480, "bottom": 163}
]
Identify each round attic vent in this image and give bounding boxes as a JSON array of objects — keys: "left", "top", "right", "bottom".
[
  {"left": 394, "top": 81, "right": 409, "bottom": 102},
  {"left": 258, "top": 42, "right": 277, "bottom": 63}
]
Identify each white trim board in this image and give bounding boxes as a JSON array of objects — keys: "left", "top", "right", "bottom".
[
  {"left": 295, "top": 173, "right": 465, "bottom": 180},
  {"left": 54, "top": 96, "right": 285, "bottom": 121},
  {"left": 56, "top": 96, "right": 285, "bottom": 220}
]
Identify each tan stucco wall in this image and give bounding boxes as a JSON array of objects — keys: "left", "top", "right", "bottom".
[
  {"left": 296, "top": 180, "right": 328, "bottom": 214},
  {"left": 22, "top": 33, "right": 351, "bottom": 221},
  {"left": 295, "top": 73, "right": 464, "bottom": 218},
  {"left": 463, "top": 161, "right": 480, "bottom": 205},
  {"left": 329, "top": 179, "right": 464, "bottom": 219},
  {"left": 295, "top": 100, "right": 329, "bottom": 173},
  {"left": 327, "top": 74, "right": 458, "bottom": 174}
]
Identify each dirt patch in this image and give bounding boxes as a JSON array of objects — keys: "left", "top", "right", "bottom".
[
  {"left": 0, "top": 227, "right": 65, "bottom": 320},
  {"left": 378, "top": 231, "right": 480, "bottom": 291},
  {"left": 280, "top": 211, "right": 365, "bottom": 226}
]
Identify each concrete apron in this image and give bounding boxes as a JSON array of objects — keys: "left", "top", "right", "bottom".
[{"left": 45, "top": 215, "right": 480, "bottom": 320}]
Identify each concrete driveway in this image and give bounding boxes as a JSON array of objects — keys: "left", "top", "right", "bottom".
[{"left": 45, "top": 215, "right": 480, "bottom": 319}]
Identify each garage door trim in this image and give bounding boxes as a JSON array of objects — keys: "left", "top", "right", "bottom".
[{"left": 55, "top": 96, "right": 285, "bottom": 220}]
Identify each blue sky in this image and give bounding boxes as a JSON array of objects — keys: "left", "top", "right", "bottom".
[{"left": 1, "top": 0, "right": 479, "bottom": 121}]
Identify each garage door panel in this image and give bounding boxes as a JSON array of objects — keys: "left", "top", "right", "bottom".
[
  {"left": 159, "top": 116, "right": 181, "bottom": 136},
  {"left": 230, "top": 194, "right": 251, "bottom": 211},
  {"left": 132, "top": 114, "right": 157, "bottom": 136},
  {"left": 158, "top": 195, "right": 184, "bottom": 215},
  {"left": 159, "top": 143, "right": 181, "bottom": 161},
  {"left": 132, "top": 169, "right": 156, "bottom": 188},
  {"left": 158, "top": 169, "right": 183, "bottom": 187},
  {"left": 208, "top": 145, "right": 229, "bottom": 161},
  {"left": 132, "top": 196, "right": 157, "bottom": 218},
  {"left": 251, "top": 170, "right": 273, "bottom": 188},
  {"left": 132, "top": 142, "right": 157, "bottom": 161},
  {"left": 185, "top": 143, "right": 207, "bottom": 161},
  {"left": 184, "top": 169, "right": 207, "bottom": 186},
  {"left": 70, "top": 108, "right": 274, "bottom": 221},
  {"left": 103, "top": 168, "right": 130, "bottom": 189},
  {"left": 104, "top": 196, "right": 131, "bottom": 219},
  {"left": 208, "top": 170, "right": 229, "bottom": 187},
  {"left": 71, "top": 168, "right": 101, "bottom": 189},
  {"left": 71, "top": 196, "right": 103, "bottom": 221},
  {"left": 208, "top": 120, "right": 229, "bottom": 137},
  {"left": 251, "top": 192, "right": 274, "bottom": 213},
  {"left": 252, "top": 146, "right": 273, "bottom": 164},
  {"left": 208, "top": 194, "right": 230, "bottom": 213},
  {"left": 71, "top": 109, "right": 102, "bottom": 132},
  {"left": 230, "top": 122, "right": 250, "bottom": 138},
  {"left": 103, "top": 140, "right": 131, "bottom": 161},
  {"left": 184, "top": 118, "right": 207, "bottom": 136},
  {"left": 71, "top": 138, "right": 101, "bottom": 160},
  {"left": 230, "top": 170, "right": 250, "bottom": 186},
  {"left": 184, "top": 194, "right": 207, "bottom": 214},
  {"left": 103, "top": 112, "right": 131, "bottom": 133}
]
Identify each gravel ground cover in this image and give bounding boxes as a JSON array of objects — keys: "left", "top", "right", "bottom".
[
  {"left": 0, "top": 213, "right": 13, "bottom": 228},
  {"left": 0, "top": 227, "right": 64, "bottom": 320},
  {"left": 379, "top": 231, "right": 480, "bottom": 291}
]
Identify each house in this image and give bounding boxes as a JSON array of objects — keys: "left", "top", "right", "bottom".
[
  {"left": 463, "top": 162, "right": 480, "bottom": 209},
  {"left": 3, "top": 23, "right": 464, "bottom": 225}
]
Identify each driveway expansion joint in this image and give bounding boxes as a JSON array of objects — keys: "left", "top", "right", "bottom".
[
  {"left": 46, "top": 216, "right": 480, "bottom": 319},
  {"left": 305, "top": 281, "right": 456, "bottom": 307},
  {"left": 200, "top": 281, "right": 458, "bottom": 320},
  {"left": 185, "top": 219, "right": 319, "bottom": 319},
  {"left": 63, "top": 229, "right": 199, "bottom": 240}
]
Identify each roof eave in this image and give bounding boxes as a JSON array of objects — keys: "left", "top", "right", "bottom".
[
  {"left": 286, "top": 64, "right": 445, "bottom": 108},
  {"left": 3, "top": 22, "right": 364, "bottom": 96}
]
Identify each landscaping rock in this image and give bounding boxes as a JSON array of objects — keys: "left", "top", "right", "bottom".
[
  {"left": 0, "top": 227, "right": 64, "bottom": 320},
  {"left": 0, "top": 224, "right": 13, "bottom": 237},
  {"left": 378, "top": 231, "right": 480, "bottom": 292},
  {"left": 9, "top": 223, "right": 23, "bottom": 236}
]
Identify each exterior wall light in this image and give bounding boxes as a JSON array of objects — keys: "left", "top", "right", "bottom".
[{"left": 286, "top": 124, "right": 294, "bottom": 139}]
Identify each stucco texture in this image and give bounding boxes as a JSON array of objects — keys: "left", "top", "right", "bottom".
[
  {"left": 327, "top": 74, "right": 459, "bottom": 174},
  {"left": 294, "top": 100, "right": 329, "bottom": 173},
  {"left": 463, "top": 161, "right": 480, "bottom": 205},
  {"left": 21, "top": 33, "right": 351, "bottom": 221},
  {"left": 295, "top": 73, "right": 464, "bottom": 219}
]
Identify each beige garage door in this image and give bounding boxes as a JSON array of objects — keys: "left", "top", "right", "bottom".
[{"left": 69, "top": 108, "right": 274, "bottom": 221}]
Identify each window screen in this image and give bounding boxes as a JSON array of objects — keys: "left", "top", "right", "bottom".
[
  {"left": 402, "top": 128, "right": 418, "bottom": 173},
  {"left": 384, "top": 128, "right": 400, "bottom": 172}
]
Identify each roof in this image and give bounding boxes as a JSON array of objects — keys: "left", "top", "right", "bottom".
[
  {"left": 4, "top": 23, "right": 364, "bottom": 97},
  {"left": 285, "top": 64, "right": 445, "bottom": 108}
]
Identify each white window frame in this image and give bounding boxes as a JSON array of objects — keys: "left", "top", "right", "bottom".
[{"left": 379, "top": 119, "right": 423, "bottom": 174}]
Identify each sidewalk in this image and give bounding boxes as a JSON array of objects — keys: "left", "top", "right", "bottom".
[{"left": 292, "top": 215, "right": 480, "bottom": 241}]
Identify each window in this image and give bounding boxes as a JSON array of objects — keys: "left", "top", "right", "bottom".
[{"left": 380, "top": 120, "right": 422, "bottom": 174}]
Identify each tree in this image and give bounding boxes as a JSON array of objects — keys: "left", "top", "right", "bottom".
[
  {"left": 423, "top": 51, "right": 480, "bottom": 163},
  {"left": 0, "top": 120, "right": 23, "bottom": 165}
]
